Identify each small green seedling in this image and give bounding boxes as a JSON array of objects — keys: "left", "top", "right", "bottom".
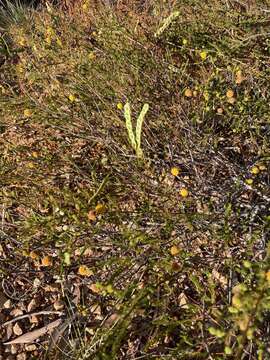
[{"left": 123, "top": 102, "right": 149, "bottom": 158}]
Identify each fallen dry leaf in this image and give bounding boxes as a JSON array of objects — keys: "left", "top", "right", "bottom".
[
  {"left": 212, "top": 269, "right": 227, "bottom": 288},
  {"left": 13, "top": 323, "right": 23, "bottom": 336},
  {"left": 53, "top": 300, "right": 64, "bottom": 311},
  {"left": 11, "top": 308, "right": 23, "bottom": 317},
  {"left": 178, "top": 293, "right": 188, "bottom": 309},
  {"left": 10, "top": 344, "right": 18, "bottom": 354},
  {"left": 16, "top": 353, "right": 27, "bottom": 360},
  {"left": 89, "top": 283, "right": 101, "bottom": 294},
  {"left": 25, "top": 344, "right": 37, "bottom": 351},
  {"left": 4, "top": 318, "right": 62, "bottom": 345},
  {"left": 27, "top": 299, "right": 37, "bottom": 313},
  {"left": 30, "top": 315, "right": 39, "bottom": 324},
  {"left": 4, "top": 299, "right": 12, "bottom": 309},
  {"left": 87, "top": 210, "right": 96, "bottom": 221}
]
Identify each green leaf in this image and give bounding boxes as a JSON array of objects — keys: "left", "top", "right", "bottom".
[
  {"left": 208, "top": 326, "right": 225, "bottom": 338},
  {"left": 63, "top": 252, "right": 71, "bottom": 266}
]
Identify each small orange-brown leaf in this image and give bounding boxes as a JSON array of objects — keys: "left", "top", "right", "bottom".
[
  {"left": 41, "top": 256, "right": 52, "bottom": 267},
  {"left": 87, "top": 210, "right": 96, "bottom": 221},
  {"left": 29, "top": 251, "right": 39, "bottom": 260},
  {"left": 89, "top": 283, "right": 101, "bottom": 293}
]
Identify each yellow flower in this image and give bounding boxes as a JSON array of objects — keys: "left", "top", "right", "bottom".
[
  {"left": 24, "top": 109, "right": 32, "bottom": 117},
  {"left": 78, "top": 265, "right": 93, "bottom": 276},
  {"left": 182, "top": 38, "right": 188, "bottom": 45},
  {"left": 18, "top": 37, "right": 26, "bottom": 47},
  {"left": 95, "top": 203, "right": 106, "bottom": 214},
  {"left": 117, "top": 102, "right": 123, "bottom": 110},
  {"left": 170, "top": 245, "right": 180, "bottom": 256},
  {"left": 171, "top": 167, "right": 180, "bottom": 176},
  {"left": 199, "top": 50, "right": 207, "bottom": 60},
  {"left": 235, "top": 70, "right": 244, "bottom": 85},
  {"left": 68, "top": 94, "right": 76, "bottom": 102},
  {"left": 250, "top": 166, "right": 259, "bottom": 175},
  {"left": 27, "top": 162, "right": 35, "bottom": 169},
  {"left": 226, "top": 89, "right": 234, "bottom": 98},
  {"left": 179, "top": 188, "right": 189, "bottom": 197},
  {"left": 184, "top": 88, "right": 193, "bottom": 98},
  {"left": 245, "top": 178, "right": 253, "bottom": 185},
  {"left": 88, "top": 52, "right": 95, "bottom": 60}
]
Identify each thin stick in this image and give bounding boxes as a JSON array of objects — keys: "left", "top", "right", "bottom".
[{"left": 1, "top": 311, "right": 64, "bottom": 327}]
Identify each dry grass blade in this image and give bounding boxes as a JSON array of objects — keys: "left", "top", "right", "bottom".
[{"left": 48, "top": 314, "right": 78, "bottom": 352}]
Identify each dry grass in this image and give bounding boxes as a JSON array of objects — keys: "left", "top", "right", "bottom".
[{"left": 0, "top": 0, "right": 269, "bottom": 359}]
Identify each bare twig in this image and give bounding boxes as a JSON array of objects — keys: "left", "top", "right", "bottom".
[{"left": 1, "top": 311, "right": 64, "bottom": 327}]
